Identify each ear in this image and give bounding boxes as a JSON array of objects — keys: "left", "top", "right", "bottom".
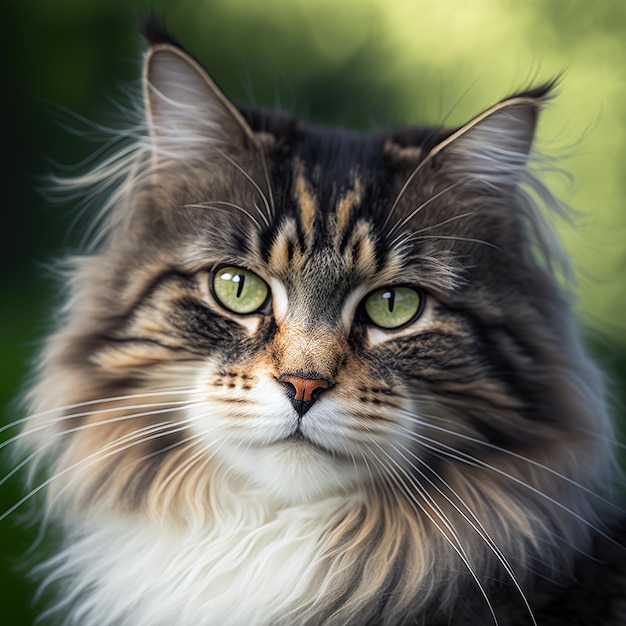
[
  {"left": 143, "top": 43, "right": 257, "bottom": 160},
  {"left": 429, "top": 86, "right": 552, "bottom": 187}
]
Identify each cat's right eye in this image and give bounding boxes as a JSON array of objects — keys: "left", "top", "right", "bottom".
[
  {"left": 362, "top": 286, "right": 424, "bottom": 329},
  {"left": 210, "top": 266, "right": 270, "bottom": 315}
]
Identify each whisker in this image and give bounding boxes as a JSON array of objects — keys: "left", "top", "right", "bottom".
[
  {"left": 405, "top": 234, "right": 500, "bottom": 249},
  {"left": 214, "top": 148, "right": 272, "bottom": 228},
  {"left": 407, "top": 211, "right": 476, "bottom": 235},
  {"left": 568, "top": 425, "right": 626, "bottom": 452},
  {"left": 12, "top": 403, "right": 235, "bottom": 525},
  {"left": 355, "top": 445, "right": 377, "bottom": 487},
  {"left": 1, "top": 387, "right": 201, "bottom": 437},
  {"left": 386, "top": 180, "right": 467, "bottom": 239},
  {"left": 381, "top": 155, "right": 434, "bottom": 233},
  {"left": 2, "top": 399, "right": 205, "bottom": 455},
  {"left": 153, "top": 448, "right": 214, "bottom": 519},
  {"left": 394, "top": 419, "right": 619, "bottom": 546},
  {"left": 1, "top": 418, "right": 201, "bottom": 524},
  {"left": 365, "top": 440, "right": 498, "bottom": 626},
  {"left": 397, "top": 413, "right": 623, "bottom": 513},
  {"left": 184, "top": 201, "right": 264, "bottom": 232},
  {"left": 135, "top": 409, "right": 232, "bottom": 467},
  {"left": 42, "top": 430, "right": 202, "bottom": 519},
  {"left": 149, "top": 430, "right": 234, "bottom": 511},
  {"left": 257, "top": 142, "right": 276, "bottom": 218},
  {"left": 0, "top": 449, "right": 39, "bottom": 489},
  {"left": 393, "top": 439, "right": 536, "bottom": 625},
  {"left": 388, "top": 211, "right": 479, "bottom": 253},
  {"left": 152, "top": 442, "right": 206, "bottom": 492}
]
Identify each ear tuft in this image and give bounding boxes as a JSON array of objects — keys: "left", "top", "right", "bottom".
[{"left": 140, "top": 13, "right": 181, "bottom": 48}]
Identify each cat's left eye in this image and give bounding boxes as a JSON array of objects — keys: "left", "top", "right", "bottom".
[
  {"left": 211, "top": 266, "right": 269, "bottom": 315},
  {"left": 362, "top": 286, "right": 424, "bottom": 329}
]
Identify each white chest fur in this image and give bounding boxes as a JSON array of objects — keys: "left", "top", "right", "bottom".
[{"left": 47, "top": 491, "right": 358, "bottom": 626}]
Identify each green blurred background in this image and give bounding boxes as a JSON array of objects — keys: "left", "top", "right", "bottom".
[{"left": 1, "top": 0, "right": 625, "bottom": 623}]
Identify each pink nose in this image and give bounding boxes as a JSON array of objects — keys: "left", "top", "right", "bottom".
[{"left": 279, "top": 374, "right": 330, "bottom": 402}]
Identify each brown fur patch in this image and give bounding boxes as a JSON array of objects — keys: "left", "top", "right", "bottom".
[
  {"left": 383, "top": 139, "right": 424, "bottom": 164},
  {"left": 94, "top": 344, "right": 179, "bottom": 369},
  {"left": 292, "top": 160, "right": 317, "bottom": 248},
  {"left": 334, "top": 177, "right": 363, "bottom": 245},
  {"left": 344, "top": 220, "right": 377, "bottom": 273},
  {"left": 268, "top": 321, "right": 349, "bottom": 381},
  {"left": 268, "top": 232, "right": 292, "bottom": 270},
  {"left": 267, "top": 220, "right": 305, "bottom": 274}
]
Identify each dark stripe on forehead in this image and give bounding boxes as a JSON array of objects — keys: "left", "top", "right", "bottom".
[
  {"left": 251, "top": 117, "right": 412, "bottom": 259},
  {"left": 254, "top": 118, "right": 429, "bottom": 267},
  {"left": 282, "top": 126, "right": 384, "bottom": 211}
]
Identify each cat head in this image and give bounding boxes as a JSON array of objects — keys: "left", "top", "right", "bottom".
[{"left": 25, "top": 26, "right": 611, "bottom": 560}]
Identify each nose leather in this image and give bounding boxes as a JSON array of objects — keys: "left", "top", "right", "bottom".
[{"left": 279, "top": 373, "right": 331, "bottom": 415}]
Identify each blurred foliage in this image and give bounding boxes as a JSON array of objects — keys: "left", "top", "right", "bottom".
[{"left": 1, "top": 0, "right": 625, "bottom": 623}]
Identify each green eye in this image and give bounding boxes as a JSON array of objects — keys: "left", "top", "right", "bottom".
[
  {"left": 211, "top": 266, "right": 269, "bottom": 315},
  {"left": 363, "top": 287, "right": 423, "bottom": 329}
]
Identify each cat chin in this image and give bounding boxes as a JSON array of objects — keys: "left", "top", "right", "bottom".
[{"left": 219, "top": 438, "right": 364, "bottom": 504}]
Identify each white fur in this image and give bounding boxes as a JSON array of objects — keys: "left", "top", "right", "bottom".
[
  {"left": 189, "top": 370, "right": 377, "bottom": 502},
  {"left": 44, "top": 477, "right": 364, "bottom": 626}
]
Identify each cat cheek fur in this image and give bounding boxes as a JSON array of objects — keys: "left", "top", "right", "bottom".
[{"left": 14, "top": 17, "right": 624, "bottom": 626}]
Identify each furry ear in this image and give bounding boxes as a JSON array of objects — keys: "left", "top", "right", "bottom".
[
  {"left": 143, "top": 43, "right": 257, "bottom": 160},
  {"left": 430, "top": 86, "right": 552, "bottom": 188}
]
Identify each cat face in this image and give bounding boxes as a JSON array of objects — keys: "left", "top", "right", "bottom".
[
  {"left": 183, "top": 183, "right": 430, "bottom": 501},
  {"left": 83, "top": 152, "right": 443, "bottom": 503},
  {"left": 25, "top": 39, "right": 608, "bottom": 538}
]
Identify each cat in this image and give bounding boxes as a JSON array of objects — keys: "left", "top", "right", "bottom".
[{"left": 12, "top": 16, "right": 626, "bottom": 626}]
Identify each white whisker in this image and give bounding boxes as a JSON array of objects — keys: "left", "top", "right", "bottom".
[
  {"left": 397, "top": 412, "right": 623, "bottom": 513},
  {"left": 387, "top": 180, "right": 467, "bottom": 239},
  {"left": 148, "top": 429, "right": 235, "bottom": 510},
  {"left": 257, "top": 141, "right": 276, "bottom": 218},
  {"left": 393, "top": 418, "right": 617, "bottom": 546},
  {"left": 365, "top": 439, "right": 499, "bottom": 626},
  {"left": 1, "top": 387, "right": 201, "bottom": 437},
  {"left": 381, "top": 150, "right": 444, "bottom": 233},
  {"left": 214, "top": 148, "right": 272, "bottom": 228},
  {"left": 392, "top": 439, "right": 537, "bottom": 626},
  {"left": 407, "top": 211, "right": 476, "bottom": 235},
  {"left": 42, "top": 430, "right": 203, "bottom": 520},
  {"left": 0, "top": 449, "right": 39, "bottom": 489},
  {"left": 405, "top": 234, "right": 500, "bottom": 249},
  {"left": 184, "top": 201, "right": 264, "bottom": 232},
  {"left": 2, "top": 399, "right": 204, "bottom": 455},
  {"left": 2, "top": 417, "right": 203, "bottom": 524}
]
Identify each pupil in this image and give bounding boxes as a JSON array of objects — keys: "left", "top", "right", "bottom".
[
  {"left": 235, "top": 274, "right": 245, "bottom": 298},
  {"left": 383, "top": 290, "right": 395, "bottom": 313}
]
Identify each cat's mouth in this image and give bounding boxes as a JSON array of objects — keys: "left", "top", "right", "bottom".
[
  {"left": 288, "top": 427, "right": 306, "bottom": 442},
  {"left": 281, "top": 427, "right": 336, "bottom": 456}
]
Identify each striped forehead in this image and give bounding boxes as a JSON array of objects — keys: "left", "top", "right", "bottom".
[
  {"left": 259, "top": 158, "right": 424, "bottom": 325},
  {"left": 265, "top": 160, "right": 378, "bottom": 275},
  {"left": 290, "top": 159, "right": 366, "bottom": 250},
  {"left": 263, "top": 164, "right": 404, "bottom": 327}
]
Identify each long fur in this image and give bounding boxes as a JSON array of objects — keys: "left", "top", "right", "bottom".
[{"left": 12, "top": 24, "right": 619, "bottom": 626}]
